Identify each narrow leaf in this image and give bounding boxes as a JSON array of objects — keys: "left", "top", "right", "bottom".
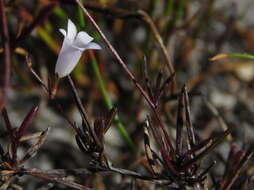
[
  {"left": 1, "top": 108, "right": 14, "bottom": 141},
  {"left": 153, "top": 69, "right": 163, "bottom": 99},
  {"left": 176, "top": 86, "right": 185, "bottom": 156},
  {"left": 181, "top": 128, "right": 231, "bottom": 170},
  {"left": 183, "top": 85, "right": 196, "bottom": 147},
  {"left": 210, "top": 53, "right": 254, "bottom": 61},
  {"left": 146, "top": 118, "right": 178, "bottom": 176},
  {"left": 19, "top": 128, "right": 49, "bottom": 165},
  {"left": 144, "top": 123, "right": 159, "bottom": 175},
  {"left": 210, "top": 53, "right": 229, "bottom": 61},
  {"left": 222, "top": 150, "right": 254, "bottom": 190},
  {"left": 104, "top": 107, "right": 117, "bottom": 134},
  {"left": 17, "top": 105, "right": 39, "bottom": 140}
]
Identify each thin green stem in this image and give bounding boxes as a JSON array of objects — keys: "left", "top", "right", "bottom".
[
  {"left": 78, "top": 0, "right": 86, "bottom": 29},
  {"left": 174, "top": 0, "right": 185, "bottom": 25},
  {"left": 165, "top": 0, "right": 174, "bottom": 18},
  {"left": 228, "top": 53, "right": 254, "bottom": 61},
  {"left": 90, "top": 57, "right": 111, "bottom": 108}
]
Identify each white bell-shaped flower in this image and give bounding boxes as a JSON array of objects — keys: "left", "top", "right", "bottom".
[{"left": 55, "top": 19, "right": 101, "bottom": 78}]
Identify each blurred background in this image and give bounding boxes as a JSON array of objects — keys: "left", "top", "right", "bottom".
[{"left": 1, "top": 0, "right": 254, "bottom": 189}]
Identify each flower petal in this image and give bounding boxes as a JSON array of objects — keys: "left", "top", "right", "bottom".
[
  {"left": 75, "top": 42, "right": 102, "bottom": 51},
  {"left": 55, "top": 43, "right": 82, "bottom": 78},
  {"left": 67, "top": 19, "right": 77, "bottom": 41},
  {"left": 55, "top": 20, "right": 102, "bottom": 78},
  {"left": 85, "top": 42, "right": 102, "bottom": 50},
  {"left": 59, "top": 29, "right": 66, "bottom": 36},
  {"left": 73, "top": 31, "right": 94, "bottom": 49}
]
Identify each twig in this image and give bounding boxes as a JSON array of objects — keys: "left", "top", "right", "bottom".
[
  {"left": 222, "top": 150, "right": 254, "bottom": 190},
  {"left": 180, "top": 128, "right": 232, "bottom": 170},
  {"left": 75, "top": 0, "right": 175, "bottom": 154},
  {"left": 75, "top": 0, "right": 175, "bottom": 153},
  {"left": 19, "top": 166, "right": 171, "bottom": 187},
  {"left": 67, "top": 75, "right": 91, "bottom": 130},
  {"left": 88, "top": 165, "right": 171, "bottom": 183},
  {"left": 63, "top": 0, "right": 176, "bottom": 90},
  {"left": 22, "top": 168, "right": 91, "bottom": 190},
  {"left": 22, "top": 168, "right": 92, "bottom": 178},
  {"left": 75, "top": 0, "right": 154, "bottom": 108},
  {"left": 25, "top": 55, "right": 50, "bottom": 95},
  {"left": 138, "top": 10, "right": 176, "bottom": 88},
  {"left": 67, "top": 75, "right": 101, "bottom": 150}
]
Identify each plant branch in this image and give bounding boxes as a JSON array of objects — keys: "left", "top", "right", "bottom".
[
  {"left": 75, "top": 0, "right": 175, "bottom": 153},
  {"left": 75, "top": 0, "right": 161, "bottom": 109},
  {"left": 64, "top": 0, "right": 176, "bottom": 90},
  {"left": 67, "top": 75, "right": 91, "bottom": 130},
  {"left": 21, "top": 168, "right": 91, "bottom": 190}
]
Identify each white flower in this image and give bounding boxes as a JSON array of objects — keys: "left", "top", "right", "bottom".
[{"left": 55, "top": 19, "right": 101, "bottom": 78}]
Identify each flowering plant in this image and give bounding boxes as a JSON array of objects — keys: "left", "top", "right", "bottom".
[{"left": 55, "top": 19, "right": 101, "bottom": 78}]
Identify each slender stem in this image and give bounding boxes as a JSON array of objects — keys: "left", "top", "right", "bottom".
[
  {"left": 228, "top": 53, "right": 254, "bottom": 61},
  {"left": 0, "top": 0, "right": 11, "bottom": 111},
  {"left": 165, "top": 0, "right": 174, "bottom": 17},
  {"left": 75, "top": 0, "right": 175, "bottom": 153},
  {"left": 67, "top": 75, "right": 91, "bottom": 129},
  {"left": 25, "top": 56, "right": 51, "bottom": 95},
  {"left": 88, "top": 52, "right": 111, "bottom": 108},
  {"left": 75, "top": 0, "right": 155, "bottom": 108},
  {"left": 138, "top": 10, "right": 176, "bottom": 78},
  {"left": 174, "top": 0, "right": 185, "bottom": 25},
  {"left": 21, "top": 166, "right": 170, "bottom": 185},
  {"left": 78, "top": 0, "right": 86, "bottom": 29},
  {"left": 153, "top": 109, "right": 175, "bottom": 154},
  {"left": 23, "top": 168, "right": 91, "bottom": 190},
  {"left": 71, "top": 1, "right": 176, "bottom": 90},
  {"left": 67, "top": 75, "right": 102, "bottom": 149},
  {"left": 76, "top": 1, "right": 135, "bottom": 150}
]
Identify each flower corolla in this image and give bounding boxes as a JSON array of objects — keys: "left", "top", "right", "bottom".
[{"left": 55, "top": 19, "right": 101, "bottom": 78}]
